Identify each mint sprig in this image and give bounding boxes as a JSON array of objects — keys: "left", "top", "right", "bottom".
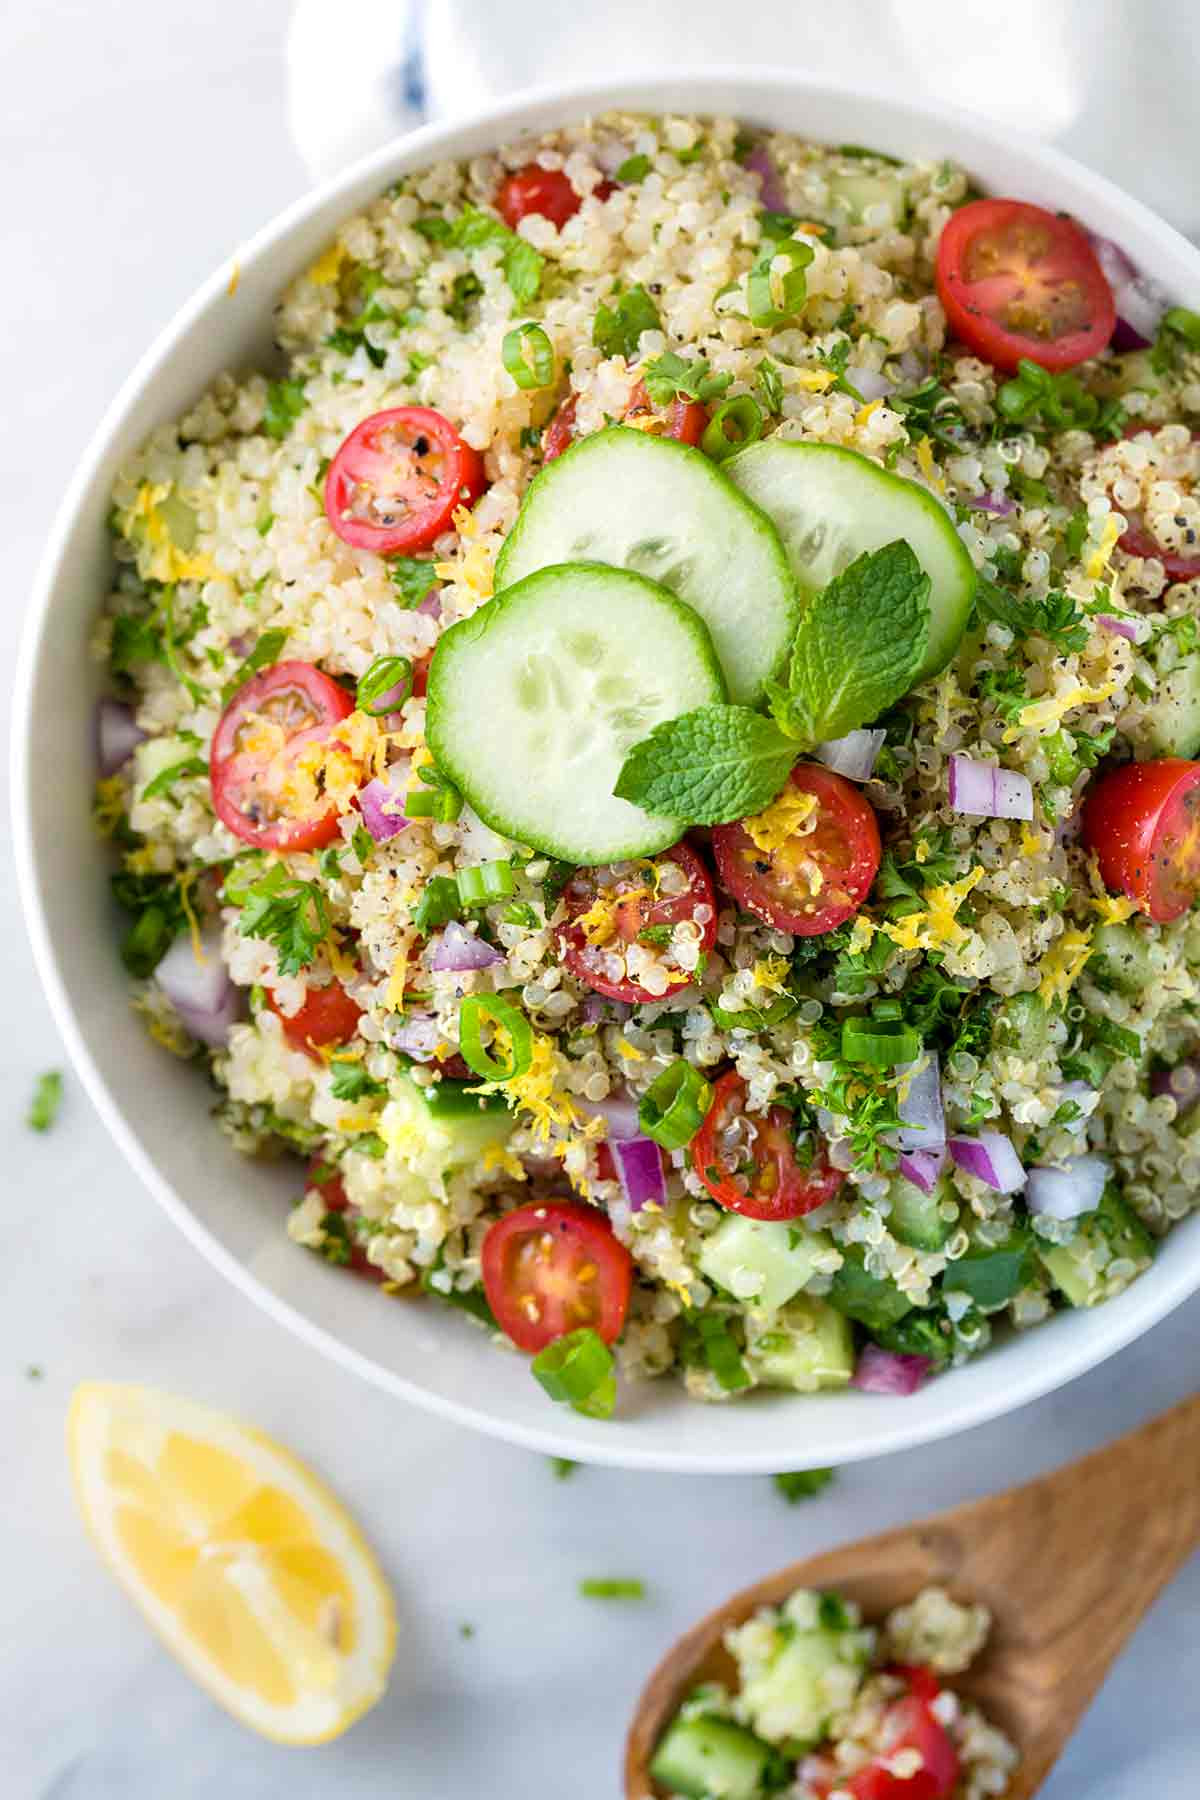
[{"left": 614, "top": 541, "right": 930, "bottom": 825}]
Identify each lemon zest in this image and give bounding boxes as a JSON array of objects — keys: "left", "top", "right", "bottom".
[
  {"left": 882, "top": 866, "right": 984, "bottom": 954},
  {"left": 1039, "top": 925, "right": 1094, "bottom": 1007},
  {"left": 796, "top": 367, "right": 835, "bottom": 392},
  {"left": 855, "top": 398, "right": 883, "bottom": 428},
  {"left": 1006, "top": 681, "right": 1117, "bottom": 742},
  {"left": 307, "top": 241, "right": 347, "bottom": 286},
  {"left": 93, "top": 776, "right": 127, "bottom": 838},
  {"left": 847, "top": 914, "right": 877, "bottom": 955},
  {"left": 1087, "top": 515, "right": 1121, "bottom": 580},
  {"left": 752, "top": 956, "right": 791, "bottom": 996},
  {"left": 743, "top": 785, "right": 818, "bottom": 854},
  {"left": 915, "top": 436, "right": 945, "bottom": 494},
  {"left": 1092, "top": 892, "right": 1140, "bottom": 924},
  {"left": 616, "top": 1039, "right": 646, "bottom": 1062}
]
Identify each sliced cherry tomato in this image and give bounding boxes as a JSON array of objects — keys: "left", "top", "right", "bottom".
[
  {"left": 691, "top": 1070, "right": 842, "bottom": 1221},
  {"left": 712, "top": 763, "right": 881, "bottom": 937},
  {"left": 304, "top": 1155, "right": 384, "bottom": 1282},
  {"left": 324, "top": 406, "right": 486, "bottom": 555},
  {"left": 210, "top": 659, "right": 355, "bottom": 851},
  {"left": 1082, "top": 756, "right": 1200, "bottom": 922},
  {"left": 844, "top": 1673, "right": 959, "bottom": 1800},
  {"left": 411, "top": 652, "right": 431, "bottom": 699},
  {"left": 481, "top": 1200, "right": 634, "bottom": 1353},
  {"left": 1117, "top": 426, "right": 1200, "bottom": 578},
  {"left": 558, "top": 842, "right": 717, "bottom": 1004},
  {"left": 936, "top": 198, "right": 1115, "bottom": 373},
  {"left": 269, "top": 981, "right": 363, "bottom": 1057},
  {"left": 541, "top": 396, "right": 579, "bottom": 462},
  {"left": 496, "top": 165, "right": 582, "bottom": 230},
  {"left": 624, "top": 378, "right": 709, "bottom": 446}
]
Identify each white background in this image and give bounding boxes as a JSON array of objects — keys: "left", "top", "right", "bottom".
[{"left": 1, "top": 4, "right": 1197, "bottom": 1796}]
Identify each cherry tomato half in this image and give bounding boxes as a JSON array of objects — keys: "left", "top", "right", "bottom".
[
  {"left": 495, "top": 164, "right": 582, "bottom": 230},
  {"left": 324, "top": 406, "right": 487, "bottom": 555},
  {"left": 210, "top": 660, "right": 355, "bottom": 851},
  {"left": 1082, "top": 756, "right": 1200, "bottom": 923},
  {"left": 936, "top": 198, "right": 1115, "bottom": 374},
  {"left": 712, "top": 763, "right": 881, "bottom": 937},
  {"left": 827, "top": 1670, "right": 959, "bottom": 1800},
  {"left": 269, "top": 982, "right": 363, "bottom": 1057},
  {"left": 541, "top": 396, "right": 579, "bottom": 462},
  {"left": 624, "top": 379, "right": 709, "bottom": 447},
  {"left": 1117, "top": 427, "right": 1200, "bottom": 578},
  {"left": 691, "top": 1070, "right": 843, "bottom": 1222},
  {"left": 481, "top": 1200, "right": 634, "bottom": 1353},
  {"left": 558, "top": 842, "right": 717, "bottom": 1004},
  {"left": 304, "top": 1156, "right": 384, "bottom": 1282}
]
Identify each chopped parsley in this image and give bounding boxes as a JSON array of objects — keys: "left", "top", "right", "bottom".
[
  {"left": 593, "top": 284, "right": 662, "bottom": 360},
  {"left": 995, "top": 358, "right": 1123, "bottom": 438},
  {"left": 329, "top": 1059, "right": 386, "bottom": 1102},
  {"left": 973, "top": 579, "right": 1088, "bottom": 653},
  {"left": 551, "top": 1458, "right": 578, "bottom": 1481},
  {"left": 29, "top": 1071, "right": 63, "bottom": 1132},
  {"left": 140, "top": 755, "right": 207, "bottom": 802},
  {"left": 111, "top": 868, "right": 189, "bottom": 976},
  {"left": 220, "top": 628, "right": 289, "bottom": 705},
  {"left": 755, "top": 356, "right": 784, "bottom": 414},
  {"left": 263, "top": 379, "right": 308, "bottom": 441},
  {"left": 390, "top": 558, "right": 437, "bottom": 608},
  {"left": 641, "top": 350, "right": 731, "bottom": 407},
  {"left": 615, "top": 152, "right": 651, "bottom": 183},
  {"left": 976, "top": 667, "right": 1032, "bottom": 722},
  {"left": 773, "top": 1468, "right": 835, "bottom": 1503},
  {"left": 232, "top": 864, "right": 329, "bottom": 976}
]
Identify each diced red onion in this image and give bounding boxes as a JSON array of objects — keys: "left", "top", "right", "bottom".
[
  {"left": 228, "top": 631, "right": 254, "bottom": 657},
  {"left": 577, "top": 1093, "right": 642, "bottom": 1141},
  {"left": 155, "top": 928, "right": 241, "bottom": 1048},
  {"left": 893, "top": 1053, "right": 945, "bottom": 1153},
  {"left": 613, "top": 1136, "right": 667, "bottom": 1211},
  {"left": 1026, "top": 1153, "right": 1110, "bottom": 1221},
  {"left": 963, "top": 491, "right": 1016, "bottom": 517},
  {"left": 357, "top": 764, "right": 411, "bottom": 842},
  {"left": 96, "top": 698, "right": 146, "bottom": 776},
  {"left": 949, "top": 754, "right": 1033, "bottom": 822},
  {"left": 815, "top": 728, "right": 885, "bottom": 782},
  {"left": 949, "top": 1131, "right": 1026, "bottom": 1194},
  {"left": 415, "top": 588, "right": 441, "bottom": 618},
  {"left": 1087, "top": 230, "right": 1169, "bottom": 352},
  {"left": 852, "top": 1344, "right": 932, "bottom": 1396},
  {"left": 1097, "top": 612, "right": 1144, "bottom": 644},
  {"left": 388, "top": 1012, "right": 442, "bottom": 1059},
  {"left": 1151, "top": 1060, "right": 1200, "bottom": 1114},
  {"left": 897, "top": 1147, "right": 946, "bottom": 1194},
  {"left": 845, "top": 367, "right": 894, "bottom": 403},
  {"left": 430, "top": 920, "right": 504, "bottom": 972},
  {"left": 581, "top": 994, "right": 632, "bottom": 1026},
  {"left": 743, "top": 143, "right": 787, "bottom": 213}
]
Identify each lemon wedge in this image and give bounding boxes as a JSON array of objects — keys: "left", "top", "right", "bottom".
[{"left": 67, "top": 1382, "right": 395, "bottom": 1743}]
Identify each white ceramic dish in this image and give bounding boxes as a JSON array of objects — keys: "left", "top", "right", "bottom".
[{"left": 15, "top": 72, "right": 1200, "bottom": 1472}]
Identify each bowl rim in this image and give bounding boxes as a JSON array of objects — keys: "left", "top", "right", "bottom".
[{"left": 15, "top": 66, "right": 1200, "bottom": 1472}]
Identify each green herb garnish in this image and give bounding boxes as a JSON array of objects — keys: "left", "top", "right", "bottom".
[
  {"left": 220, "top": 628, "right": 289, "bottom": 705},
  {"left": 263, "top": 379, "right": 307, "bottom": 441},
  {"left": 532, "top": 1327, "right": 616, "bottom": 1419},
  {"left": 233, "top": 864, "right": 329, "bottom": 976},
  {"left": 29, "top": 1072, "right": 63, "bottom": 1132},
  {"left": 579, "top": 1578, "right": 646, "bottom": 1599},
  {"left": 593, "top": 284, "right": 662, "bottom": 360},
  {"left": 773, "top": 1468, "right": 835, "bottom": 1503}
]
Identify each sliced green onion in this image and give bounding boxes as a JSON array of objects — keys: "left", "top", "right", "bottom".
[
  {"left": 747, "top": 239, "right": 814, "bottom": 328},
  {"left": 502, "top": 901, "right": 539, "bottom": 928},
  {"left": 502, "top": 322, "right": 555, "bottom": 391},
  {"left": 701, "top": 395, "right": 764, "bottom": 462},
  {"left": 579, "top": 1577, "right": 645, "bottom": 1599},
  {"left": 694, "top": 1313, "right": 751, "bottom": 1392},
  {"left": 357, "top": 654, "right": 414, "bottom": 716},
  {"left": 638, "top": 1059, "right": 712, "bottom": 1150},
  {"left": 841, "top": 1017, "right": 921, "bottom": 1067},
  {"left": 707, "top": 995, "right": 797, "bottom": 1032},
  {"left": 458, "top": 993, "right": 533, "bottom": 1082},
  {"left": 456, "top": 861, "right": 515, "bottom": 906},
  {"left": 532, "top": 1327, "right": 616, "bottom": 1419},
  {"left": 406, "top": 767, "right": 463, "bottom": 821}
]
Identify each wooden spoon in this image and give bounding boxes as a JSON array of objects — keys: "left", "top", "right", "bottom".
[{"left": 626, "top": 1395, "right": 1200, "bottom": 1800}]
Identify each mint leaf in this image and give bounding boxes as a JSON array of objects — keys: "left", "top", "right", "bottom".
[
  {"left": 770, "top": 541, "right": 930, "bottom": 745},
  {"left": 614, "top": 705, "right": 795, "bottom": 823},
  {"left": 444, "top": 206, "right": 544, "bottom": 307}
]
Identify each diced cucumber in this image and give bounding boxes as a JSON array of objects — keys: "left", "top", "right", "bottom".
[
  {"left": 827, "top": 1244, "right": 913, "bottom": 1330},
  {"left": 426, "top": 562, "right": 725, "bottom": 863},
  {"left": 650, "top": 1714, "right": 774, "bottom": 1800},
  {"left": 943, "top": 1228, "right": 1035, "bottom": 1313},
  {"left": 1089, "top": 922, "right": 1160, "bottom": 996},
  {"left": 131, "top": 733, "right": 196, "bottom": 793},
  {"left": 381, "top": 1072, "right": 513, "bottom": 1173},
  {"left": 419, "top": 1079, "right": 509, "bottom": 1121},
  {"left": 743, "top": 1296, "right": 855, "bottom": 1391},
  {"left": 725, "top": 441, "right": 976, "bottom": 681},
  {"left": 994, "top": 990, "right": 1051, "bottom": 1057},
  {"left": 1142, "top": 654, "right": 1200, "bottom": 757},
  {"left": 828, "top": 169, "right": 909, "bottom": 230},
  {"left": 735, "top": 1609, "right": 872, "bottom": 1748},
  {"left": 888, "top": 1173, "right": 958, "bottom": 1252},
  {"left": 1038, "top": 1188, "right": 1154, "bottom": 1307},
  {"left": 698, "top": 1215, "right": 830, "bottom": 1315},
  {"left": 494, "top": 426, "right": 798, "bottom": 705}
]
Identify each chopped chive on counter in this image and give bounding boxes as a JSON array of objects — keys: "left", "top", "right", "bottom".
[
  {"left": 579, "top": 1578, "right": 646, "bottom": 1600},
  {"left": 551, "top": 1457, "right": 578, "bottom": 1481},
  {"left": 459, "top": 1623, "right": 476, "bottom": 1639},
  {"left": 28, "top": 1071, "right": 63, "bottom": 1133},
  {"left": 773, "top": 1468, "right": 836, "bottom": 1503}
]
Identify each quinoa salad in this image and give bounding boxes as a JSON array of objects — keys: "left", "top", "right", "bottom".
[
  {"left": 95, "top": 112, "right": 1200, "bottom": 1421},
  {"left": 649, "top": 1583, "right": 1016, "bottom": 1799}
]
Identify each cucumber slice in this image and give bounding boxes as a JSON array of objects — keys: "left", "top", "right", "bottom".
[
  {"left": 494, "top": 426, "right": 798, "bottom": 705},
  {"left": 1089, "top": 922, "right": 1160, "bottom": 996},
  {"left": 1038, "top": 1189, "right": 1153, "bottom": 1307},
  {"left": 650, "top": 1715, "right": 774, "bottom": 1800},
  {"left": 743, "top": 1296, "right": 855, "bottom": 1392},
  {"left": 698, "top": 1215, "right": 830, "bottom": 1315},
  {"left": 1142, "top": 654, "right": 1200, "bottom": 757},
  {"left": 828, "top": 169, "right": 909, "bottom": 229},
  {"left": 425, "top": 562, "right": 725, "bottom": 863},
  {"left": 725, "top": 440, "right": 976, "bottom": 681},
  {"left": 888, "top": 1172, "right": 957, "bottom": 1252}
]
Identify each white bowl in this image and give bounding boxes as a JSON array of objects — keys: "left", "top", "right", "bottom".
[{"left": 15, "top": 72, "right": 1200, "bottom": 1472}]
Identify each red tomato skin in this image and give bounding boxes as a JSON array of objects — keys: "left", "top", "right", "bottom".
[
  {"left": 210, "top": 660, "right": 355, "bottom": 851},
  {"left": 712, "top": 764, "right": 881, "bottom": 937},
  {"left": 1118, "top": 427, "right": 1200, "bottom": 577},
  {"left": 691, "top": 1070, "right": 843, "bottom": 1221},
  {"left": 496, "top": 165, "right": 581, "bottom": 230},
  {"left": 936, "top": 198, "right": 1115, "bottom": 373},
  {"left": 324, "top": 406, "right": 486, "bottom": 555},
  {"left": 304, "top": 1156, "right": 384, "bottom": 1282},
  {"left": 269, "top": 983, "right": 364, "bottom": 1057},
  {"left": 558, "top": 841, "right": 717, "bottom": 1004},
  {"left": 847, "top": 1689, "right": 959, "bottom": 1800},
  {"left": 481, "top": 1200, "right": 634, "bottom": 1353},
  {"left": 1082, "top": 757, "right": 1200, "bottom": 922},
  {"left": 542, "top": 396, "right": 579, "bottom": 462}
]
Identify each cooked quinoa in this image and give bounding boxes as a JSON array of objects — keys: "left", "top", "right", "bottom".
[
  {"left": 653, "top": 1584, "right": 1017, "bottom": 1798},
  {"left": 95, "top": 112, "right": 1200, "bottom": 1414}
]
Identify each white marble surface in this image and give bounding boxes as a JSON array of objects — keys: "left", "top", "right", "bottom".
[{"left": 2, "top": 5, "right": 1198, "bottom": 1795}]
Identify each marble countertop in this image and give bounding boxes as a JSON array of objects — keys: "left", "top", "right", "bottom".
[{"left": 2, "top": 5, "right": 1197, "bottom": 1795}]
